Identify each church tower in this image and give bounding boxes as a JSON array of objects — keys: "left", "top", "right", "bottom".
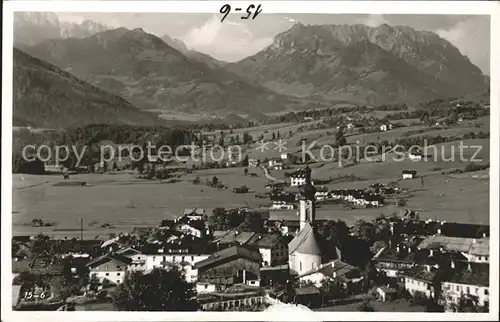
[{"left": 298, "top": 169, "right": 316, "bottom": 231}]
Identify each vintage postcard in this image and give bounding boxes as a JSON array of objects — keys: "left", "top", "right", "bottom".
[{"left": 1, "top": 1, "right": 499, "bottom": 321}]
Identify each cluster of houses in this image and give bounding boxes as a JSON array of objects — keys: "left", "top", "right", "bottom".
[
  {"left": 330, "top": 189, "right": 385, "bottom": 207},
  {"left": 372, "top": 220, "right": 490, "bottom": 311}
]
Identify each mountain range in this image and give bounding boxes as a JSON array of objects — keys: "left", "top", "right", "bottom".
[
  {"left": 14, "top": 12, "right": 110, "bottom": 46},
  {"left": 18, "top": 27, "right": 298, "bottom": 115},
  {"left": 228, "top": 23, "right": 488, "bottom": 105},
  {"left": 13, "top": 14, "right": 489, "bottom": 128}
]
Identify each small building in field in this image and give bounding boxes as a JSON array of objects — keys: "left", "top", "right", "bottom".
[
  {"left": 248, "top": 158, "right": 260, "bottom": 167},
  {"left": 314, "top": 186, "right": 329, "bottom": 201},
  {"left": 402, "top": 170, "right": 417, "bottom": 179},
  {"left": 86, "top": 253, "right": 132, "bottom": 285},
  {"left": 380, "top": 123, "right": 393, "bottom": 132}
]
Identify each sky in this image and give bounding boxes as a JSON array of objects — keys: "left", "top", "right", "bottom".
[{"left": 54, "top": 13, "right": 491, "bottom": 74}]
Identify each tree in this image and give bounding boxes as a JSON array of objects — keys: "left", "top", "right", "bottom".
[
  {"left": 397, "top": 198, "right": 407, "bottom": 207},
  {"left": 321, "top": 278, "right": 346, "bottom": 302},
  {"left": 29, "top": 234, "right": 50, "bottom": 259},
  {"left": 112, "top": 268, "right": 198, "bottom": 311},
  {"left": 358, "top": 300, "right": 375, "bottom": 312},
  {"left": 362, "top": 262, "right": 380, "bottom": 291},
  {"left": 238, "top": 212, "right": 264, "bottom": 233}
]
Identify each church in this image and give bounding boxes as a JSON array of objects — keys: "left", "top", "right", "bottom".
[{"left": 287, "top": 175, "right": 323, "bottom": 276}]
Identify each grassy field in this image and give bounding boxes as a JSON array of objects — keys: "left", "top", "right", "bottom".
[{"left": 12, "top": 113, "right": 490, "bottom": 237}]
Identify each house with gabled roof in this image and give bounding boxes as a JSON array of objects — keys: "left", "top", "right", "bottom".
[
  {"left": 194, "top": 245, "right": 262, "bottom": 291},
  {"left": 86, "top": 253, "right": 132, "bottom": 285},
  {"left": 246, "top": 233, "right": 288, "bottom": 267}
]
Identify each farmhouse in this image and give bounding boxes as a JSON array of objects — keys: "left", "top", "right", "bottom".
[
  {"left": 409, "top": 152, "right": 423, "bottom": 161},
  {"left": 314, "top": 186, "right": 329, "bottom": 201},
  {"left": 138, "top": 244, "right": 211, "bottom": 283},
  {"left": 379, "top": 123, "right": 393, "bottom": 132},
  {"left": 194, "top": 245, "right": 262, "bottom": 290},
  {"left": 402, "top": 170, "right": 417, "bottom": 179},
  {"left": 182, "top": 208, "right": 206, "bottom": 220},
  {"left": 86, "top": 253, "right": 132, "bottom": 285},
  {"left": 403, "top": 269, "right": 437, "bottom": 299},
  {"left": 289, "top": 166, "right": 312, "bottom": 187},
  {"left": 248, "top": 158, "right": 260, "bottom": 167},
  {"left": 268, "top": 159, "right": 284, "bottom": 170},
  {"left": 246, "top": 233, "right": 289, "bottom": 267},
  {"left": 116, "top": 247, "right": 147, "bottom": 271},
  {"left": 269, "top": 192, "right": 296, "bottom": 210}
]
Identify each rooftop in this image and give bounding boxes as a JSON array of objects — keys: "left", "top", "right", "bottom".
[
  {"left": 445, "top": 263, "right": 489, "bottom": 287},
  {"left": 298, "top": 259, "right": 359, "bottom": 279},
  {"left": 288, "top": 223, "right": 321, "bottom": 256},
  {"left": 194, "top": 245, "right": 262, "bottom": 270},
  {"left": 246, "top": 233, "right": 285, "bottom": 249},
  {"left": 218, "top": 230, "right": 256, "bottom": 245},
  {"left": 417, "top": 235, "right": 489, "bottom": 255},
  {"left": 86, "top": 252, "right": 132, "bottom": 267}
]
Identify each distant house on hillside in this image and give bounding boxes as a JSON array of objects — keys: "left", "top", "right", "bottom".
[
  {"left": 380, "top": 123, "right": 394, "bottom": 132},
  {"left": 402, "top": 170, "right": 417, "bottom": 179}
]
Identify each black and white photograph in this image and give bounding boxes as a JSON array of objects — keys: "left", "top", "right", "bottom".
[{"left": 2, "top": 0, "right": 498, "bottom": 319}]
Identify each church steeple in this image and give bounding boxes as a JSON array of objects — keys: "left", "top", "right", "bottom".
[{"left": 298, "top": 172, "right": 316, "bottom": 230}]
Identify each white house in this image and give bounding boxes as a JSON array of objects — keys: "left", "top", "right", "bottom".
[
  {"left": 409, "top": 153, "right": 423, "bottom": 161},
  {"left": 291, "top": 176, "right": 307, "bottom": 187},
  {"left": 281, "top": 153, "right": 290, "bottom": 160},
  {"left": 402, "top": 170, "right": 417, "bottom": 179},
  {"left": 442, "top": 267, "right": 489, "bottom": 308},
  {"left": 380, "top": 124, "right": 393, "bottom": 132},
  {"left": 196, "top": 282, "right": 217, "bottom": 294},
  {"left": 116, "top": 247, "right": 147, "bottom": 271},
  {"left": 270, "top": 201, "right": 295, "bottom": 210},
  {"left": 314, "top": 187, "right": 329, "bottom": 201},
  {"left": 143, "top": 247, "right": 210, "bottom": 283},
  {"left": 247, "top": 233, "right": 288, "bottom": 267},
  {"left": 404, "top": 275, "right": 435, "bottom": 299},
  {"left": 86, "top": 253, "right": 132, "bottom": 285}
]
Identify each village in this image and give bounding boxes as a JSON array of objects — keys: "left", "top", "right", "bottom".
[
  {"left": 12, "top": 159, "right": 490, "bottom": 312},
  {"left": 12, "top": 96, "right": 491, "bottom": 312}
]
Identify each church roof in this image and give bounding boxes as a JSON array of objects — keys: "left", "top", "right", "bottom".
[{"left": 288, "top": 222, "right": 321, "bottom": 255}]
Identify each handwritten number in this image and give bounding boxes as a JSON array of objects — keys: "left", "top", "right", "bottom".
[
  {"left": 220, "top": 4, "right": 231, "bottom": 23},
  {"left": 242, "top": 4, "right": 262, "bottom": 20}
]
